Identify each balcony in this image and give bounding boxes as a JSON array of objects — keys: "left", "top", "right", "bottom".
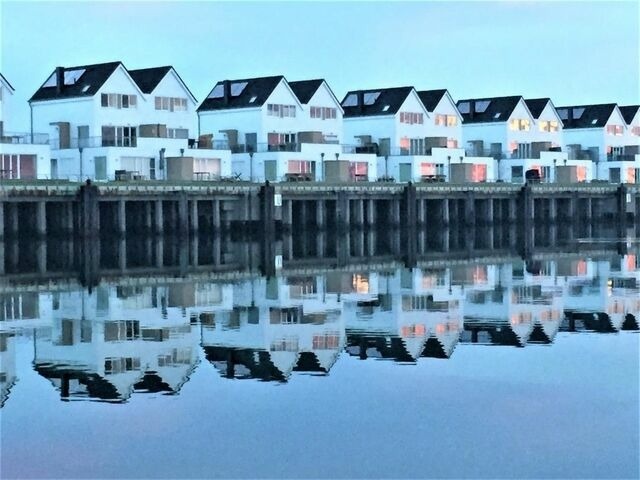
[
  {"left": 607, "top": 154, "right": 637, "bottom": 162},
  {"left": 0, "top": 132, "right": 49, "bottom": 145},
  {"left": 51, "top": 136, "right": 137, "bottom": 149},
  {"left": 230, "top": 142, "right": 341, "bottom": 154}
]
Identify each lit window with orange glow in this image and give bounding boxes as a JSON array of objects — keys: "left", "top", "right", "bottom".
[{"left": 352, "top": 274, "right": 370, "bottom": 294}]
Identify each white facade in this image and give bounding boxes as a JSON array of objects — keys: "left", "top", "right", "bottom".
[
  {"left": 560, "top": 106, "right": 639, "bottom": 183},
  {"left": 30, "top": 64, "right": 230, "bottom": 181},
  {"left": 1, "top": 73, "right": 51, "bottom": 179}
]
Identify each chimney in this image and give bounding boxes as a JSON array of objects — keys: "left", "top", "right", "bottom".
[
  {"left": 357, "top": 91, "right": 364, "bottom": 114},
  {"left": 223, "top": 80, "right": 231, "bottom": 105},
  {"left": 469, "top": 100, "right": 476, "bottom": 120},
  {"left": 55, "top": 66, "right": 65, "bottom": 94}
]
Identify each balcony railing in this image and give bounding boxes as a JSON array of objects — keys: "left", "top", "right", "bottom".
[
  {"left": 0, "top": 132, "right": 49, "bottom": 145},
  {"left": 51, "top": 136, "right": 137, "bottom": 149},
  {"left": 607, "top": 154, "right": 637, "bottom": 162},
  {"left": 187, "top": 139, "right": 230, "bottom": 150}
]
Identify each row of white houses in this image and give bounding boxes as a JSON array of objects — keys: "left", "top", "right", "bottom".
[{"left": 1, "top": 63, "right": 639, "bottom": 183}]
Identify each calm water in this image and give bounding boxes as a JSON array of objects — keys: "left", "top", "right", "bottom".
[{"left": 1, "top": 230, "right": 639, "bottom": 479}]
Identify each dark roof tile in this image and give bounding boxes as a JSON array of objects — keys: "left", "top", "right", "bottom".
[
  {"left": 197, "top": 75, "right": 284, "bottom": 112},
  {"left": 619, "top": 105, "right": 640, "bottom": 125},
  {"left": 289, "top": 79, "right": 324, "bottom": 104},
  {"left": 524, "top": 98, "right": 551, "bottom": 119},
  {"left": 417, "top": 89, "right": 448, "bottom": 112},
  {"left": 456, "top": 96, "right": 523, "bottom": 124},
  {"left": 341, "top": 87, "right": 414, "bottom": 118},
  {"left": 128, "top": 66, "right": 171, "bottom": 94},
  {"left": 29, "top": 62, "right": 122, "bottom": 102},
  {"left": 555, "top": 104, "right": 618, "bottom": 129}
]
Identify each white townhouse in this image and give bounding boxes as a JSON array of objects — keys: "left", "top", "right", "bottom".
[
  {"left": 620, "top": 105, "right": 640, "bottom": 146},
  {"left": 418, "top": 89, "right": 494, "bottom": 182},
  {"left": 0, "top": 73, "right": 51, "bottom": 179},
  {"left": 458, "top": 96, "right": 592, "bottom": 183},
  {"left": 197, "top": 75, "right": 375, "bottom": 182},
  {"left": 341, "top": 87, "right": 493, "bottom": 183},
  {"left": 557, "top": 103, "right": 640, "bottom": 183},
  {"left": 29, "top": 62, "right": 230, "bottom": 181}
]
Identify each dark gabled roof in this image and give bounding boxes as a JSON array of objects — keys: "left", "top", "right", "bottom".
[
  {"left": 0, "top": 72, "right": 14, "bottom": 92},
  {"left": 619, "top": 105, "right": 640, "bottom": 124},
  {"left": 524, "top": 98, "right": 551, "bottom": 119},
  {"left": 341, "top": 86, "right": 415, "bottom": 118},
  {"left": 197, "top": 75, "right": 284, "bottom": 112},
  {"left": 128, "top": 66, "right": 172, "bottom": 94},
  {"left": 289, "top": 79, "right": 324, "bottom": 104},
  {"left": 456, "top": 96, "right": 523, "bottom": 124},
  {"left": 29, "top": 61, "right": 123, "bottom": 102},
  {"left": 417, "top": 89, "right": 448, "bottom": 112},
  {"left": 555, "top": 103, "right": 618, "bottom": 129}
]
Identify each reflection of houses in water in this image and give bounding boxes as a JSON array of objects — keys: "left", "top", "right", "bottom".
[
  {"left": 345, "top": 268, "right": 464, "bottom": 361},
  {"left": 0, "top": 291, "right": 48, "bottom": 328},
  {"left": 0, "top": 332, "right": 17, "bottom": 407},
  {"left": 33, "top": 287, "right": 199, "bottom": 402},
  {"left": 463, "top": 260, "right": 564, "bottom": 346},
  {"left": 202, "top": 276, "right": 345, "bottom": 381},
  {"left": 562, "top": 254, "right": 640, "bottom": 332}
]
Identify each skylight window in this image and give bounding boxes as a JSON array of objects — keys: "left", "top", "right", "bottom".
[
  {"left": 457, "top": 102, "right": 470, "bottom": 114},
  {"left": 382, "top": 105, "right": 390, "bottom": 112},
  {"left": 230, "top": 81, "right": 248, "bottom": 96},
  {"left": 363, "top": 92, "right": 380, "bottom": 105},
  {"left": 557, "top": 109, "right": 568, "bottom": 120},
  {"left": 82, "top": 85, "right": 91, "bottom": 93},
  {"left": 42, "top": 72, "right": 57, "bottom": 88},
  {"left": 591, "top": 119, "right": 598, "bottom": 124},
  {"left": 249, "top": 95, "right": 257, "bottom": 103},
  {"left": 573, "top": 107, "right": 585, "bottom": 119},
  {"left": 343, "top": 93, "right": 358, "bottom": 107},
  {"left": 64, "top": 69, "right": 85, "bottom": 85},
  {"left": 494, "top": 112, "right": 501, "bottom": 119},
  {"left": 208, "top": 84, "right": 224, "bottom": 98},
  {"left": 475, "top": 100, "right": 491, "bottom": 113}
]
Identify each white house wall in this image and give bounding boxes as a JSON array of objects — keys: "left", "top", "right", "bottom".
[
  {"left": 344, "top": 115, "right": 396, "bottom": 147},
  {"left": 198, "top": 107, "right": 262, "bottom": 146},
  {"left": 534, "top": 102, "right": 564, "bottom": 147},
  {"left": 427, "top": 94, "right": 462, "bottom": 146},
  {"left": 140, "top": 70, "right": 198, "bottom": 138},
  {"left": 304, "top": 82, "right": 343, "bottom": 143},
  {"left": 394, "top": 91, "right": 431, "bottom": 148},
  {"left": 260, "top": 80, "right": 304, "bottom": 143}
]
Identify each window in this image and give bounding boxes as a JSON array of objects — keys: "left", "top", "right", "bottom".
[
  {"left": 208, "top": 84, "right": 224, "bottom": 98},
  {"left": 288, "top": 160, "right": 314, "bottom": 174},
  {"left": 105, "top": 357, "right": 140, "bottom": 375},
  {"left": 363, "top": 92, "right": 380, "bottom": 105},
  {"left": 312, "top": 334, "right": 340, "bottom": 350},
  {"left": 104, "top": 320, "right": 140, "bottom": 341},
  {"left": 539, "top": 120, "right": 559, "bottom": 132},
  {"left": 399, "top": 112, "right": 424, "bottom": 124},
  {"left": 435, "top": 114, "right": 457, "bottom": 126},
  {"left": 310, "top": 106, "right": 337, "bottom": 120},
  {"left": 101, "top": 126, "right": 137, "bottom": 147},
  {"left": 606, "top": 124, "right": 624, "bottom": 136},
  {"left": 267, "top": 103, "right": 296, "bottom": 118},
  {"left": 167, "top": 128, "right": 189, "bottom": 139},
  {"left": 632, "top": 126, "right": 640, "bottom": 136},
  {"left": 101, "top": 93, "right": 137, "bottom": 109},
  {"left": 342, "top": 93, "right": 358, "bottom": 107},
  {"left": 509, "top": 118, "right": 530, "bottom": 131},
  {"left": 154, "top": 96, "right": 187, "bottom": 111},
  {"left": 230, "top": 81, "right": 248, "bottom": 96}
]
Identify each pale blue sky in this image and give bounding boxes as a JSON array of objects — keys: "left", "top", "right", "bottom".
[{"left": 1, "top": 1, "right": 638, "bottom": 130}]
